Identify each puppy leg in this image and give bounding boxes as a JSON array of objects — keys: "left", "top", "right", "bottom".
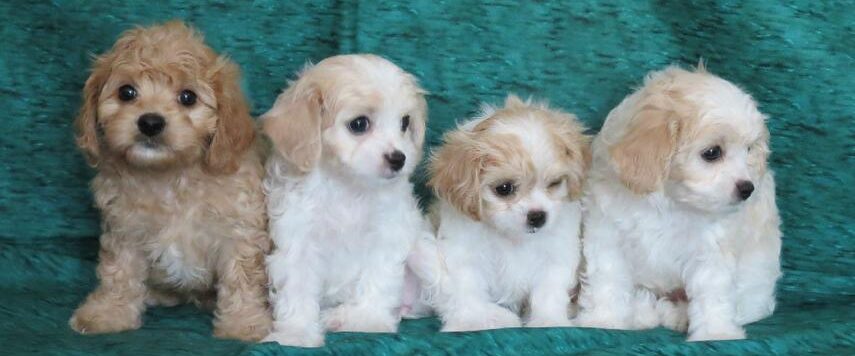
[
  {"left": 212, "top": 231, "right": 272, "bottom": 341},
  {"left": 322, "top": 262, "right": 404, "bottom": 333},
  {"left": 685, "top": 258, "right": 745, "bottom": 341},
  {"left": 70, "top": 238, "right": 148, "bottom": 334},
  {"left": 733, "top": 250, "right": 780, "bottom": 325},
  {"left": 437, "top": 268, "right": 521, "bottom": 332},
  {"left": 574, "top": 221, "right": 634, "bottom": 329},
  {"left": 526, "top": 264, "right": 574, "bottom": 328},
  {"left": 264, "top": 247, "right": 324, "bottom": 347}
]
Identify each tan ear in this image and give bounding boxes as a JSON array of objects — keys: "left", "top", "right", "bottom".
[
  {"left": 609, "top": 108, "right": 679, "bottom": 194},
  {"left": 204, "top": 57, "right": 255, "bottom": 174},
  {"left": 74, "top": 55, "right": 113, "bottom": 166},
  {"left": 261, "top": 76, "right": 323, "bottom": 173},
  {"left": 565, "top": 135, "right": 592, "bottom": 200},
  {"left": 428, "top": 130, "right": 484, "bottom": 221},
  {"left": 550, "top": 113, "right": 592, "bottom": 200}
]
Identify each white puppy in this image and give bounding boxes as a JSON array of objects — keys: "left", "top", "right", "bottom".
[
  {"left": 575, "top": 66, "right": 782, "bottom": 341},
  {"left": 261, "top": 54, "right": 430, "bottom": 347},
  {"left": 410, "top": 96, "right": 590, "bottom": 332}
]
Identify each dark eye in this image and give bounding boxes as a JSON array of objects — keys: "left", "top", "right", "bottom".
[
  {"left": 401, "top": 115, "right": 410, "bottom": 132},
  {"left": 548, "top": 179, "right": 563, "bottom": 189},
  {"left": 179, "top": 89, "right": 197, "bottom": 106},
  {"left": 494, "top": 181, "right": 516, "bottom": 197},
  {"left": 348, "top": 116, "right": 370, "bottom": 134},
  {"left": 701, "top": 145, "right": 723, "bottom": 162},
  {"left": 118, "top": 85, "right": 137, "bottom": 102}
]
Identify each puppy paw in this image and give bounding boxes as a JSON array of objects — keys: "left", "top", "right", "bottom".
[
  {"left": 657, "top": 300, "right": 689, "bottom": 332},
  {"left": 214, "top": 314, "right": 272, "bottom": 341},
  {"left": 442, "top": 306, "right": 521, "bottom": 332},
  {"left": 688, "top": 324, "right": 746, "bottom": 341},
  {"left": 263, "top": 329, "right": 324, "bottom": 348},
  {"left": 69, "top": 301, "right": 142, "bottom": 334},
  {"left": 526, "top": 316, "right": 572, "bottom": 328},
  {"left": 572, "top": 311, "right": 630, "bottom": 330},
  {"left": 322, "top": 305, "right": 398, "bottom": 333}
]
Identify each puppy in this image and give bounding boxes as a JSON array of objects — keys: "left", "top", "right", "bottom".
[
  {"left": 69, "top": 21, "right": 271, "bottom": 341},
  {"left": 261, "top": 54, "right": 430, "bottom": 347},
  {"left": 574, "top": 65, "right": 782, "bottom": 341},
  {"left": 410, "top": 95, "right": 590, "bottom": 332}
]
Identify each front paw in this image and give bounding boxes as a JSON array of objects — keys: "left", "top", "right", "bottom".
[
  {"left": 70, "top": 300, "right": 143, "bottom": 334},
  {"left": 526, "top": 316, "right": 572, "bottom": 328},
  {"left": 214, "top": 310, "right": 272, "bottom": 342},
  {"left": 442, "top": 306, "right": 521, "bottom": 332},
  {"left": 322, "top": 305, "right": 398, "bottom": 333},
  {"left": 263, "top": 323, "right": 324, "bottom": 348},
  {"left": 572, "top": 311, "right": 630, "bottom": 330},
  {"left": 688, "top": 323, "right": 746, "bottom": 341}
]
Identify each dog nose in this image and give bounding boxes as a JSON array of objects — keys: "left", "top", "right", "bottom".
[
  {"left": 385, "top": 150, "right": 406, "bottom": 172},
  {"left": 137, "top": 113, "right": 166, "bottom": 137},
  {"left": 735, "top": 180, "right": 755, "bottom": 201},
  {"left": 527, "top": 210, "right": 547, "bottom": 229}
]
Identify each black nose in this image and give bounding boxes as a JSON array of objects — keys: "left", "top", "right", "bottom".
[
  {"left": 527, "top": 210, "right": 547, "bottom": 229},
  {"left": 736, "top": 180, "right": 755, "bottom": 201},
  {"left": 385, "top": 150, "right": 406, "bottom": 172},
  {"left": 137, "top": 113, "right": 166, "bottom": 137}
]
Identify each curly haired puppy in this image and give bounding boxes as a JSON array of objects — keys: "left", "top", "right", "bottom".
[
  {"left": 574, "top": 65, "right": 782, "bottom": 341},
  {"left": 68, "top": 21, "right": 271, "bottom": 341},
  {"left": 261, "top": 54, "right": 430, "bottom": 347},
  {"left": 409, "top": 96, "right": 590, "bottom": 332}
]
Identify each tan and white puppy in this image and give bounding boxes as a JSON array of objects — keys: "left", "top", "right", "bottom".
[
  {"left": 410, "top": 96, "right": 590, "bottom": 331},
  {"left": 575, "top": 66, "right": 782, "bottom": 341},
  {"left": 261, "top": 54, "right": 430, "bottom": 347},
  {"left": 69, "top": 21, "right": 271, "bottom": 341}
]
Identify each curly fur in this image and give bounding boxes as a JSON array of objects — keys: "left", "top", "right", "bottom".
[{"left": 68, "top": 21, "right": 272, "bottom": 341}]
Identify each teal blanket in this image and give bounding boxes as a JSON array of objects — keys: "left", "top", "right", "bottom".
[{"left": 1, "top": 1, "right": 853, "bottom": 354}]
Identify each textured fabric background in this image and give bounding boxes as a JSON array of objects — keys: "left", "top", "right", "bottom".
[{"left": 1, "top": 0, "right": 853, "bottom": 354}]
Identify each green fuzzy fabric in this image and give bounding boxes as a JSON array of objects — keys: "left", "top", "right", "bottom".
[{"left": 1, "top": 0, "right": 853, "bottom": 354}]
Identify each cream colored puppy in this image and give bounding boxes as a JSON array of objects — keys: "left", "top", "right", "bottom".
[
  {"left": 69, "top": 22, "right": 271, "bottom": 341},
  {"left": 261, "top": 54, "right": 430, "bottom": 347},
  {"left": 575, "top": 66, "right": 782, "bottom": 341},
  {"left": 410, "top": 96, "right": 589, "bottom": 331}
]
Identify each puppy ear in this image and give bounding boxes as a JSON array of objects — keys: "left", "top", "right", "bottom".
[
  {"left": 262, "top": 73, "right": 323, "bottom": 173},
  {"left": 550, "top": 113, "right": 591, "bottom": 200},
  {"left": 563, "top": 134, "right": 592, "bottom": 200},
  {"left": 204, "top": 57, "right": 255, "bottom": 174},
  {"left": 609, "top": 107, "right": 679, "bottom": 194},
  {"left": 74, "top": 55, "right": 113, "bottom": 166},
  {"left": 429, "top": 130, "right": 484, "bottom": 221}
]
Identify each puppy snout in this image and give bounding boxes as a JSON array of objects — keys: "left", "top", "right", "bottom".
[
  {"left": 137, "top": 113, "right": 166, "bottom": 137},
  {"left": 526, "top": 210, "right": 547, "bottom": 229},
  {"left": 384, "top": 150, "right": 406, "bottom": 172},
  {"left": 735, "top": 180, "right": 755, "bottom": 201}
]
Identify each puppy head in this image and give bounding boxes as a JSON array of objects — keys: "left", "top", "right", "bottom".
[
  {"left": 609, "top": 66, "right": 769, "bottom": 213},
  {"left": 75, "top": 21, "right": 254, "bottom": 174},
  {"left": 430, "top": 95, "right": 590, "bottom": 237},
  {"left": 262, "top": 54, "right": 427, "bottom": 182}
]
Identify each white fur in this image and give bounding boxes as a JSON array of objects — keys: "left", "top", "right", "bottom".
[
  {"left": 575, "top": 66, "right": 782, "bottom": 341},
  {"left": 412, "top": 100, "right": 585, "bottom": 332},
  {"left": 262, "top": 55, "right": 431, "bottom": 347}
]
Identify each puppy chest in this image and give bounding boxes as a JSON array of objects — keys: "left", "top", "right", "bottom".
[{"left": 147, "top": 238, "right": 216, "bottom": 291}]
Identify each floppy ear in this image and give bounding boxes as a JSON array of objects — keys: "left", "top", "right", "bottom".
[
  {"left": 562, "top": 134, "right": 592, "bottom": 200},
  {"left": 609, "top": 107, "right": 679, "bottom": 195},
  {"left": 428, "top": 130, "right": 484, "bottom": 221},
  {"left": 550, "top": 113, "right": 592, "bottom": 200},
  {"left": 204, "top": 57, "right": 255, "bottom": 174},
  {"left": 74, "top": 55, "right": 113, "bottom": 166},
  {"left": 261, "top": 74, "right": 323, "bottom": 173}
]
